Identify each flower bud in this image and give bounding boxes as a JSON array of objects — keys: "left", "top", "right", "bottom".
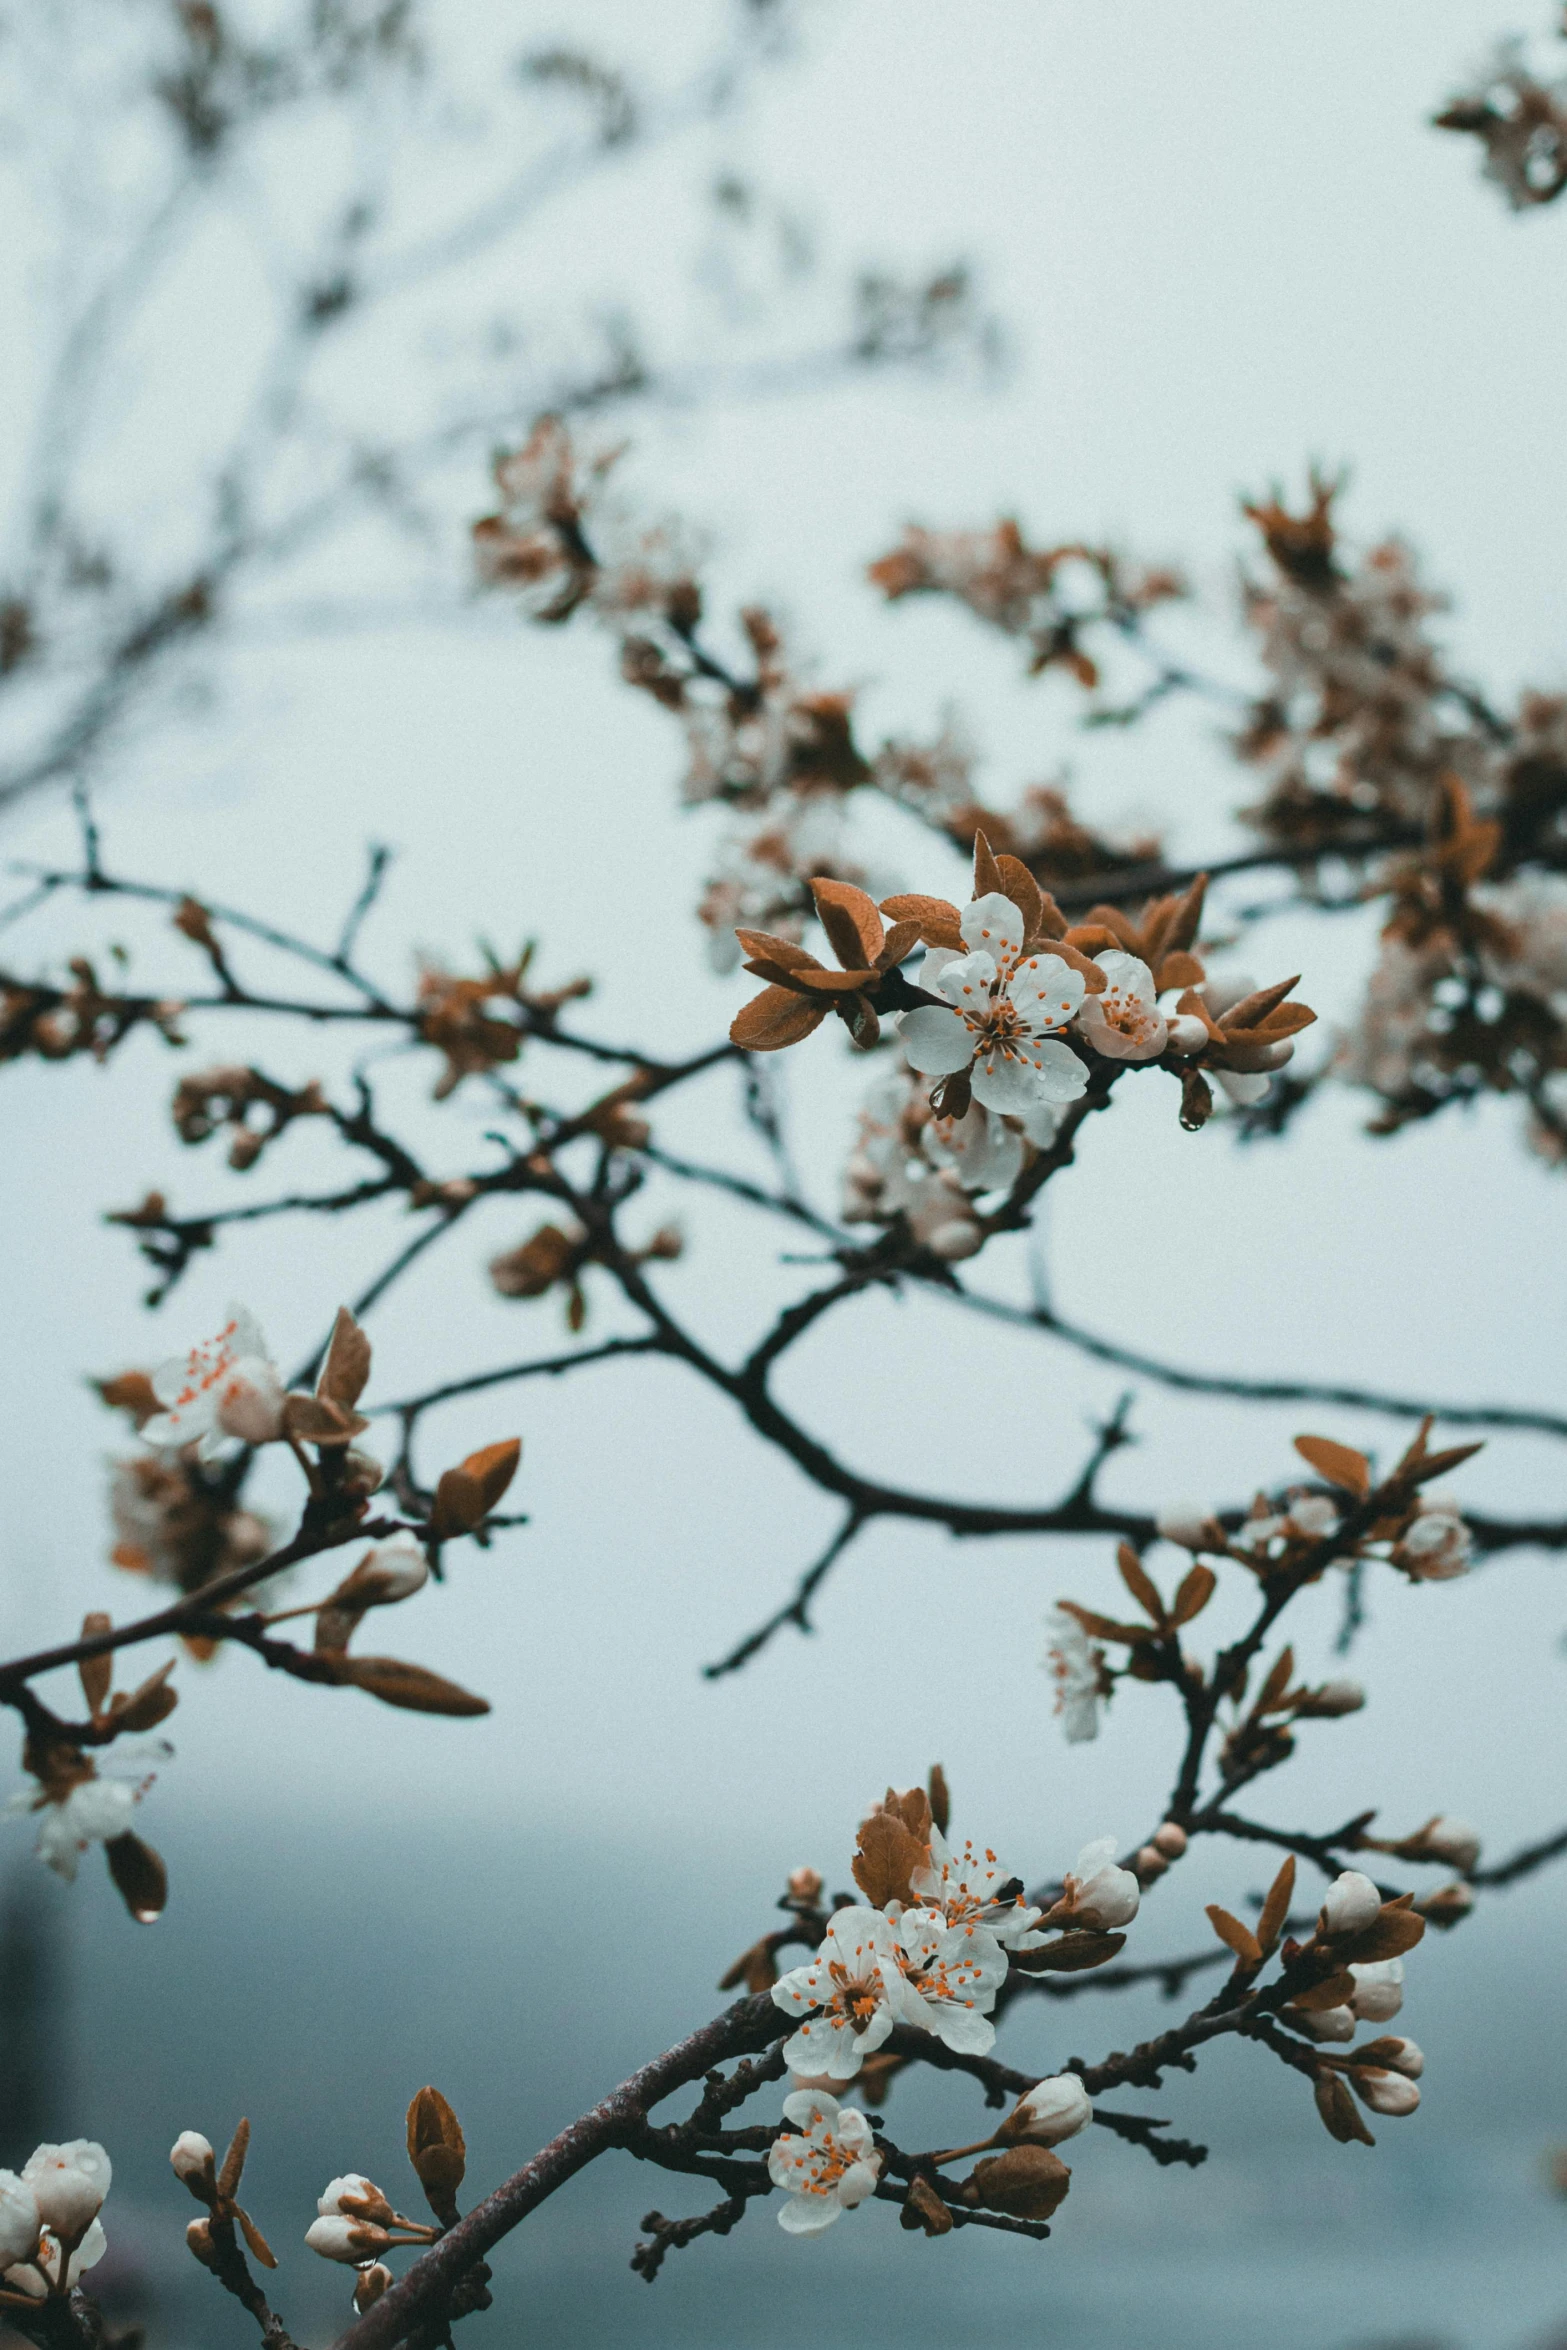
[
  {"left": 354, "top": 2263, "right": 394, "bottom": 2313},
  {"left": 1164, "top": 1014, "right": 1210, "bottom": 1057},
  {"left": 317, "top": 2173, "right": 395, "bottom": 2224},
  {"left": 786, "top": 1867, "right": 824, "bottom": 1906},
  {"left": 1152, "top": 1822, "right": 1188, "bottom": 1860},
  {"left": 926, "top": 1218, "right": 982, "bottom": 1263},
  {"left": 961, "top": 2145, "right": 1071, "bottom": 2221},
  {"left": 1348, "top": 1957, "right": 1404, "bottom": 2022},
  {"left": 1416, "top": 1880, "right": 1475, "bottom": 1928},
  {"left": 1287, "top": 1495, "right": 1339, "bottom": 1539},
  {"left": 1002, "top": 2075, "right": 1093, "bottom": 2149},
  {"left": 1318, "top": 1871, "right": 1382, "bottom": 1938},
  {"left": 341, "top": 1449, "right": 386, "bottom": 1498},
  {"left": 1134, "top": 1846, "right": 1168, "bottom": 1883},
  {"left": 1416, "top": 1816, "right": 1481, "bottom": 1872},
  {"left": 185, "top": 2217, "right": 220, "bottom": 2272},
  {"left": 1352, "top": 2067, "right": 1420, "bottom": 2117},
  {"left": 1298, "top": 1680, "right": 1365, "bottom": 1717},
  {"left": 306, "top": 2214, "right": 393, "bottom": 2264},
  {"left": 1357, "top": 2036, "right": 1423, "bottom": 2079},
  {"left": 1299, "top": 2004, "right": 1356, "bottom": 2042},
  {"left": 1156, "top": 1502, "right": 1219, "bottom": 1551},
  {"left": 0, "top": 2172, "right": 41, "bottom": 2269},
  {"left": 21, "top": 2142, "right": 110, "bottom": 2241},
  {"left": 170, "top": 2133, "right": 216, "bottom": 2198}
]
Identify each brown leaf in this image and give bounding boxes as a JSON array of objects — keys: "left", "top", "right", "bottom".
[
  {"left": 875, "top": 918, "right": 923, "bottom": 971},
  {"left": 1254, "top": 1646, "right": 1296, "bottom": 1716},
  {"left": 1257, "top": 1856, "right": 1297, "bottom": 1954},
  {"left": 1222, "top": 975, "right": 1303, "bottom": 1031},
  {"left": 877, "top": 893, "right": 963, "bottom": 949},
  {"left": 407, "top": 2086, "right": 467, "bottom": 2210},
  {"left": 432, "top": 1438, "right": 522, "bottom": 1538},
  {"left": 1205, "top": 1905, "right": 1263, "bottom": 1968},
  {"left": 734, "top": 930, "right": 820, "bottom": 973},
  {"left": 1334, "top": 1906, "right": 1426, "bottom": 1963},
  {"left": 236, "top": 2207, "right": 277, "bottom": 2270},
  {"left": 994, "top": 853, "right": 1046, "bottom": 939},
  {"left": 718, "top": 1936, "right": 779, "bottom": 1994},
  {"left": 1292, "top": 1436, "right": 1372, "bottom": 1499},
  {"left": 318, "top": 1307, "right": 372, "bottom": 1411},
  {"left": 1407, "top": 1441, "right": 1484, "bottom": 1484},
  {"left": 1290, "top": 1969, "right": 1358, "bottom": 2011},
  {"left": 110, "top": 1659, "right": 178, "bottom": 1732},
  {"left": 1116, "top": 1546, "right": 1166, "bottom": 1625},
  {"left": 972, "top": 829, "right": 1004, "bottom": 900},
  {"left": 928, "top": 1762, "right": 950, "bottom": 1837},
  {"left": 1314, "top": 2070, "right": 1375, "bottom": 2146},
  {"left": 329, "top": 1655, "right": 490, "bottom": 1717},
  {"left": 1056, "top": 1600, "right": 1155, "bottom": 1646},
  {"left": 95, "top": 1371, "right": 161, "bottom": 1426},
  {"left": 218, "top": 2119, "right": 251, "bottom": 2204},
  {"left": 852, "top": 1808, "right": 926, "bottom": 1909},
  {"left": 104, "top": 1831, "right": 167, "bottom": 1922},
  {"left": 730, "top": 986, "right": 826, "bottom": 1053},
  {"left": 1170, "top": 1565, "right": 1217, "bottom": 1626},
  {"left": 78, "top": 1614, "right": 113, "bottom": 1717},
  {"left": 811, "top": 877, "right": 884, "bottom": 970},
  {"left": 1012, "top": 1931, "right": 1126, "bottom": 1974},
  {"left": 282, "top": 1391, "right": 369, "bottom": 1448}
]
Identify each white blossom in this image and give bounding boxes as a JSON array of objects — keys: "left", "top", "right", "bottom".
[
  {"left": 1398, "top": 1500, "right": 1472, "bottom": 1581},
  {"left": 910, "top": 1828, "right": 1046, "bottom": 1950},
  {"left": 12, "top": 1774, "right": 141, "bottom": 1884},
  {"left": 1349, "top": 1957, "right": 1404, "bottom": 2022},
  {"left": 771, "top": 1907, "right": 913, "bottom": 2080},
  {"left": 1007, "top": 2074, "right": 1093, "bottom": 2147},
  {"left": 1300, "top": 2004, "right": 1356, "bottom": 2042},
  {"left": 1419, "top": 1816, "right": 1481, "bottom": 1871},
  {"left": 19, "top": 2144, "right": 109, "bottom": 2244},
  {"left": 1045, "top": 1608, "right": 1103, "bottom": 1743},
  {"left": 1287, "top": 1494, "right": 1340, "bottom": 1539},
  {"left": 0, "top": 2174, "right": 40, "bottom": 2269},
  {"left": 1055, "top": 1837, "right": 1140, "bottom": 1930},
  {"left": 1075, "top": 951, "right": 1167, "bottom": 1062},
  {"left": 1354, "top": 2068, "right": 1421, "bottom": 2117},
  {"left": 1155, "top": 1502, "right": 1219, "bottom": 1551},
  {"left": 767, "top": 2091, "right": 882, "bottom": 2234},
  {"left": 306, "top": 2213, "right": 393, "bottom": 2264},
  {"left": 169, "top": 2133, "right": 214, "bottom": 2187},
  {"left": 895, "top": 1908, "right": 1009, "bottom": 2053},
  {"left": 897, "top": 894, "right": 1088, "bottom": 1115},
  {"left": 4, "top": 2216, "right": 106, "bottom": 2298},
  {"left": 1319, "top": 1871, "right": 1383, "bottom": 1937},
  {"left": 141, "top": 1306, "right": 286, "bottom": 1458}
]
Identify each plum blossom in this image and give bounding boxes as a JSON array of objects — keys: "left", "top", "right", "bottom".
[
  {"left": 767, "top": 2091, "right": 882, "bottom": 2234},
  {"left": 1320, "top": 1871, "right": 1383, "bottom": 1937},
  {"left": 1349, "top": 1958, "right": 1404, "bottom": 2022},
  {"left": 1052, "top": 1838, "right": 1141, "bottom": 1930},
  {"left": 897, "top": 893, "right": 1088, "bottom": 1115},
  {"left": 1371, "top": 2037, "right": 1424, "bottom": 2079},
  {"left": 1397, "top": 1499, "right": 1472, "bottom": 1580},
  {"left": 0, "top": 2174, "right": 40, "bottom": 2269},
  {"left": 1075, "top": 951, "right": 1167, "bottom": 1062},
  {"left": 771, "top": 1907, "right": 911, "bottom": 2080},
  {"left": 20, "top": 2143, "right": 110, "bottom": 2242},
  {"left": 1004, "top": 2074, "right": 1093, "bottom": 2147},
  {"left": 1045, "top": 1609, "right": 1104, "bottom": 1743},
  {"left": 1156, "top": 1501, "right": 1220, "bottom": 1551},
  {"left": 170, "top": 2133, "right": 215, "bottom": 2189},
  {"left": 895, "top": 1909, "right": 1009, "bottom": 2053},
  {"left": 140, "top": 1306, "right": 286, "bottom": 1458},
  {"left": 910, "top": 1828, "right": 1047, "bottom": 1950},
  {"left": 318, "top": 2175, "right": 394, "bottom": 2223},
  {"left": 4, "top": 2217, "right": 107, "bottom": 2299},
  {"left": 10, "top": 1772, "right": 142, "bottom": 1883}
]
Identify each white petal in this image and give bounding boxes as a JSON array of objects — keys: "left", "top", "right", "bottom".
[
  {"left": 1094, "top": 950, "right": 1156, "bottom": 1006},
  {"left": 897, "top": 1006, "right": 973, "bottom": 1076},
  {"left": 916, "top": 946, "right": 960, "bottom": 996},
  {"left": 1009, "top": 954, "right": 1085, "bottom": 1029},
  {"left": 969, "top": 1054, "right": 1043, "bottom": 1115},
  {"left": 778, "top": 2192, "right": 842, "bottom": 2233},
  {"left": 781, "top": 2090, "right": 838, "bottom": 2131},
  {"left": 961, "top": 892, "right": 1023, "bottom": 960},
  {"left": 933, "top": 949, "right": 997, "bottom": 1006},
  {"left": 1215, "top": 1068, "right": 1269, "bottom": 1105}
]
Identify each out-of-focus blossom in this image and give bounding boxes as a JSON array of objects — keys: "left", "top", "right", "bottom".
[
  {"left": 1397, "top": 1500, "right": 1473, "bottom": 1581},
  {"left": 140, "top": 1307, "right": 285, "bottom": 1458},
  {"left": 1045, "top": 1608, "right": 1105, "bottom": 1743},
  {"left": 0, "top": 2174, "right": 40, "bottom": 2269}
]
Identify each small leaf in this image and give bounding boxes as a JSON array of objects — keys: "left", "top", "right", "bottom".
[
  {"left": 1012, "top": 1931, "right": 1126, "bottom": 1974},
  {"left": 1314, "top": 2070, "right": 1375, "bottom": 2146},
  {"left": 318, "top": 1307, "right": 372, "bottom": 1411},
  {"left": 1257, "top": 1856, "right": 1297, "bottom": 1954},
  {"left": 927, "top": 1762, "right": 950, "bottom": 1837},
  {"left": 810, "top": 876, "right": 884, "bottom": 968},
  {"left": 1407, "top": 1441, "right": 1484, "bottom": 1484},
  {"left": 1170, "top": 1565, "right": 1217, "bottom": 1626},
  {"left": 972, "top": 829, "right": 1004, "bottom": 900},
  {"left": 78, "top": 1614, "right": 113, "bottom": 1717},
  {"left": 1293, "top": 1436, "right": 1371, "bottom": 1498},
  {"left": 432, "top": 1438, "right": 523, "bottom": 1539},
  {"left": 1056, "top": 1600, "right": 1155, "bottom": 1646},
  {"left": 1290, "top": 1970, "right": 1358, "bottom": 2011},
  {"left": 1116, "top": 1546, "right": 1166, "bottom": 1625},
  {"left": 1205, "top": 1905, "right": 1262, "bottom": 1968},
  {"left": 105, "top": 1831, "right": 167, "bottom": 1922},
  {"left": 729, "top": 985, "right": 825, "bottom": 1052},
  {"left": 236, "top": 2207, "right": 277, "bottom": 2270},
  {"left": 876, "top": 893, "right": 963, "bottom": 949},
  {"left": 1254, "top": 1646, "right": 1296, "bottom": 1717},
  {"left": 852, "top": 1809, "right": 924, "bottom": 1910},
  {"left": 110, "top": 1659, "right": 178, "bottom": 1732},
  {"left": 1334, "top": 1906, "right": 1426, "bottom": 1963},
  {"left": 218, "top": 2119, "right": 251, "bottom": 2203},
  {"left": 331, "top": 1655, "right": 490, "bottom": 1717}
]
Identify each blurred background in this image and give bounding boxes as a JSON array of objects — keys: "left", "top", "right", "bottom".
[{"left": 1, "top": 3, "right": 1565, "bottom": 2344}]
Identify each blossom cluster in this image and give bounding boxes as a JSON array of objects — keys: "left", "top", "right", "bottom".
[
  {"left": 1435, "top": 22, "right": 1567, "bottom": 208},
  {"left": 0, "top": 2142, "right": 111, "bottom": 2311}
]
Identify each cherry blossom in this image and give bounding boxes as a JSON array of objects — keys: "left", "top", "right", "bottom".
[
  {"left": 897, "top": 893, "right": 1088, "bottom": 1114},
  {"left": 170, "top": 2134, "right": 215, "bottom": 2188},
  {"left": 771, "top": 1906, "right": 912, "bottom": 2079},
  {"left": 10, "top": 1773, "right": 141, "bottom": 1883},
  {"left": 0, "top": 2175, "right": 40, "bottom": 2270},
  {"left": 1075, "top": 951, "right": 1167, "bottom": 1062},
  {"left": 1045, "top": 1608, "right": 1104, "bottom": 1743},
  {"left": 20, "top": 2143, "right": 110, "bottom": 2242},
  {"left": 4, "top": 2218, "right": 107, "bottom": 2299},
  {"left": 910, "top": 1828, "right": 1047, "bottom": 1949},
  {"left": 766, "top": 2091, "right": 882, "bottom": 2234},
  {"left": 896, "top": 1908, "right": 1009, "bottom": 2053},
  {"left": 1006, "top": 2074, "right": 1093, "bottom": 2147},
  {"left": 1320, "top": 1871, "right": 1383, "bottom": 1937},
  {"left": 1051, "top": 1838, "right": 1141, "bottom": 1930},
  {"left": 1398, "top": 1500, "right": 1472, "bottom": 1580},
  {"left": 140, "top": 1306, "right": 286, "bottom": 1458}
]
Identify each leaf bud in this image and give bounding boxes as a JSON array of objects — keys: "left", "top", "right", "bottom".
[
  {"left": 960, "top": 2145, "right": 1071, "bottom": 2221},
  {"left": 354, "top": 2263, "right": 394, "bottom": 2312}
]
